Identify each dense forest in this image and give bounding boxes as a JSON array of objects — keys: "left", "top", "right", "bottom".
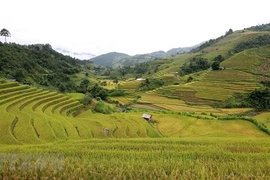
[{"left": 0, "top": 43, "right": 83, "bottom": 90}]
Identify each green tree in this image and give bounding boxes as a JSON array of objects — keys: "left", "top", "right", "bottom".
[
  {"left": 211, "top": 61, "right": 220, "bottom": 70},
  {"left": 96, "top": 89, "right": 108, "bottom": 100},
  {"left": 249, "top": 88, "right": 270, "bottom": 109},
  {"left": 58, "top": 83, "right": 67, "bottom": 93},
  {"left": 225, "top": 29, "right": 233, "bottom": 36},
  {"left": 81, "top": 95, "right": 92, "bottom": 106},
  {"left": 79, "top": 79, "right": 90, "bottom": 93},
  {"left": 90, "top": 84, "right": 108, "bottom": 100},
  {"left": 13, "top": 69, "right": 25, "bottom": 82},
  {"left": 213, "top": 55, "right": 224, "bottom": 62},
  {"left": 187, "top": 76, "right": 193, "bottom": 83},
  {"left": 0, "top": 28, "right": 11, "bottom": 43}
]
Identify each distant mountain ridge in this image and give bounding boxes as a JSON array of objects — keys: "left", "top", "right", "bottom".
[
  {"left": 90, "top": 45, "right": 198, "bottom": 68},
  {"left": 89, "top": 52, "right": 131, "bottom": 67}
]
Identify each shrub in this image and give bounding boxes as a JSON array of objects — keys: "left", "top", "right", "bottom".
[
  {"left": 179, "top": 57, "right": 210, "bottom": 76},
  {"left": 211, "top": 61, "right": 220, "bottom": 70},
  {"left": 249, "top": 88, "right": 270, "bottom": 110},
  {"left": 222, "top": 93, "right": 250, "bottom": 108},
  {"left": 81, "top": 96, "right": 92, "bottom": 106},
  {"left": 94, "top": 100, "right": 116, "bottom": 114},
  {"left": 137, "top": 78, "right": 165, "bottom": 91},
  {"left": 201, "top": 112, "right": 207, "bottom": 115},
  {"left": 108, "top": 89, "right": 127, "bottom": 97},
  {"left": 186, "top": 76, "right": 193, "bottom": 83}
]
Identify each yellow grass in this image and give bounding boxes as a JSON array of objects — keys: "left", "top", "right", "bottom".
[
  {"left": 66, "top": 93, "right": 85, "bottom": 101},
  {"left": 254, "top": 112, "right": 270, "bottom": 128}
]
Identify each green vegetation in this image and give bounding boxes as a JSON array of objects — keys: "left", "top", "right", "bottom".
[
  {"left": 137, "top": 78, "right": 165, "bottom": 91},
  {"left": 249, "top": 88, "right": 270, "bottom": 110},
  {"left": 0, "top": 43, "right": 81, "bottom": 91},
  {"left": 94, "top": 99, "right": 116, "bottom": 114},
  {"left": 245, "top": 23, "right": 270, "bottom": 31},
  {"left": 1, "top": 23, "right": 270, "bottom": 179},
  {"left": 233, "top": 34, "right": 270, "bottom": 53},
  {"left": 191, "top": 29, "right": 233, "bottom": 53},
  {"left": 211, "top": 55, "right": 225, "bottom": 70},
  {"left": 179, "top": 57, "right": 210, "bottom": 76},
  {"left": 67, "top": 93, "right": 85, "bottom": 101},
  {"left": 0, "top": 28, "right": 11, "bottom": 43},
  {"left": 220, "top": 93, "right": 249, "bottom": 108}
]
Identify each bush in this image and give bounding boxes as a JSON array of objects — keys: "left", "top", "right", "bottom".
[
  {"left": 81, "top": 96, "right": 92, "bottom": 106},
  {"left": 137, "top": 78, "right": 165, "bottom": 91},
  {"left": 108, "top": 89, "right": 127, "bottom": 96},
  {"left": 58, "top": 83, "right": 67, "bottom": 93},
  {"left": 179, "top": 57, "right": 210, "bottom": 76},
  {"left": 222, "top": 93, "right": 250, "bottom": 108},
  {"left": 94, "top": 100, "right": 116, "bottom": 114},
  {"left": 249, "top": 88, "right": 270, "bottom": 110},
  {"left": 201, "top": 112, "right": 207, "bottom": 115},
  {"left": 90, "top": 84, "right": 109, "bottom": 100},
  {"left": 211, "top": 61, "right": 220, "bottom": 70},
  {"left": 261, "top": 81, "right": 270, "bottom": 88},
  {"left": 186, "top": 76, "right": 193, "bottom": 83}
]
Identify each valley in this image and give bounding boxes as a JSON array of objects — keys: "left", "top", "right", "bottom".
[{"left": 1, "top": 24, "right": 270, "bottom": 179}]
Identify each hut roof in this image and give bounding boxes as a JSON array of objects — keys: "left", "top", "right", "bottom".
[{"left": 142, "top": 113, "right": 152, "bottom": 119}]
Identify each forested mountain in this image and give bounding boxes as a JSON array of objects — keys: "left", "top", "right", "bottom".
[
  {"left": 90, "top": 46, "right": 196, "bottom": 68},
  {"left": 90, "top": 52, "right": 131, "bottom": 68},
  {"left": 0, "top": 43, "right": 83, "bottom": 90}
]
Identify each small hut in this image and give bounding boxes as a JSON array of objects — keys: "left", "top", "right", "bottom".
[{"left": 142, "top": 113, "right": 152, "bottom": 121}]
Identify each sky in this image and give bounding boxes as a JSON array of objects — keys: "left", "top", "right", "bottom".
[{"left": 1, "top": 0, "right": 270, "bottom": 56}]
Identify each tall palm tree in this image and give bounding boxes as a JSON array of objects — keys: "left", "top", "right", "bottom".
[{"left": 0, "top": 28, "right": 11, "bottom": 43}]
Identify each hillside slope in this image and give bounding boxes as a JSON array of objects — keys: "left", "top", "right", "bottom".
[
  {"left": 90, "top": 52, "right": 131, "bottom": 67},
  {"left": 0, "top": 80, "right": 268, "bottom": 144},
  {"left": 90, "top": 46, "right": 196, "bottom": 68},
  {"left": 129, "top": 30, "right": 270, "bottom": 105},
  {"left": 0, "top": 43, "right": 84, "bottom": 91},
  {"left": 1, "top": 24, "right": 270, "bottom": 145}
]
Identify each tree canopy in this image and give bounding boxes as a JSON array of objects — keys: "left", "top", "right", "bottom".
[
  {"left": 179, "top": 57, "right": 210, "bottom": 76},
  {"left": 0, "top": 28, "right": 11, "bottom": 43},
  {"left": 249, "top": 88, "right": 270, "bottom": 110}
]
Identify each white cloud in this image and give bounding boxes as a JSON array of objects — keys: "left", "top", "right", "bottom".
[{"left": 1, "top": 0, "right": 270, "bottom": 55}]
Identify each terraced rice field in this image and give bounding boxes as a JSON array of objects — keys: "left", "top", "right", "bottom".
[
  {"left": 151, "top": 69, "right": 259, "bottom": 103},
  {"left": 0, "top": 80, "right": 268, "bottom": 145},
  {"left": 118, "top": 81, "right": 141, "bottom": 93},
  {"left": 0, "top": 81, "right": 164, "bottom": 143},
  {"left": 140, "top": 91, "right": 251, "bottom": 116},
  {"left": 0, "top": 81, "right": 86, "bottom": 144},
  {"left": 222, "top": 45, "right": 270, "bottom": 76},
  {"left": 1, "top": 138, "right": 269, "bottom": 179},
  {"left": 144, "top": 68, "right": 171, "bottom": 79},
  {"left": 222, "top": 51, "right": 260, "bottom": 71},
  {"left": 110, "top": 96, "right": 134, "bottom": 105},
  {"left": 202, "top": 30, "right": 270, "bottom": 60},
  {"left": 254, "top": 112, "right": 270, "bottom": 128}
]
